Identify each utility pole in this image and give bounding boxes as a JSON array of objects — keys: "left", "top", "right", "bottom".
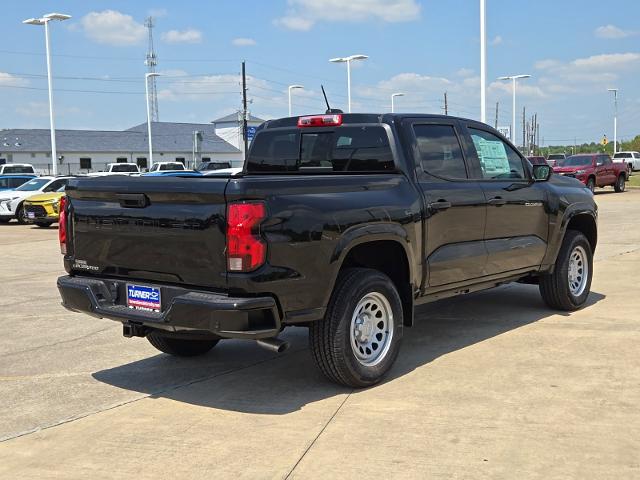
[
  {"left": 494, "top": 102, "right": 499, "bottom": 129},
  {"left": 522, "top": 106, "right": 526, "bottom": 150},
  {"left": 241, "top": 61, "right": 248, "bottom": 160},
  {"left": 444, "top": 92, "right": 448, "bottom": 115},
  {"left": 144, "top": 17, "right": 159, "bottom": 122}
]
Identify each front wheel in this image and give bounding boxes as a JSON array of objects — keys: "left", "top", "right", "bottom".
[
  {"left": 35, "top": 222, "right": 53, "bottom": 228},
  {"left": 15, "top": 205, "right": 27, "bottom": 225},
  {"left": 309, "top": 268, "right": 403, "bottom": 388},
  {"left": 586, "top": 177, "right": 596, "bottom": 192},
  {"left": 146, "top": 331, "right": 219, "bottom": 357},
  {"left": 614, "top": 174, "right": 626, "bottom": 193},
  {"left": 539, "top": 230, "right": 593, "bottom": 311}
]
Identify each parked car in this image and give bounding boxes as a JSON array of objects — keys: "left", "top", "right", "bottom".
[
  {"left": 91, "top": 163, "right": 140, "bottom": 176},
  {"left": 202, "top": 167, "right": 242, "bottom": 176},
  {"left": 22, "top": 186, "right": 65, "bottom": 228},
  {"left": 0, "top": 174, "right": 37, "bottom": 190},
  {"left": 57, "top": 113, "right": 597, "bottom": 388},
  {"left": 148, "top": 162, "right": 186, "bottom": 172},
  {"left": 546, "top": 153, "right": 566, "bottom": 167},
  {"left": 197, "top": 160, "right": 232, "bottom": 172},
  {"left": 0, "top": 176, "right": 73, "bottom": 223},
  {"left": 553, "top": 154, "right": 627, "bottom": 192},
  {"left": 527, "top": 156, "right": 548, "bottom": 166},
  {"left": 142, "top": 170, "right": 203, "bottom": 177},
  {"left": 613, "top": 151, "right": 640, "bottom": 173},
  {"left": 0, "top": 163, "right": 36, "bottom": 175}
]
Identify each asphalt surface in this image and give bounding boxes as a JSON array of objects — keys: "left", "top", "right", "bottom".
[{"left": 1, "top": 189, "right": 639, "bottom": 479}]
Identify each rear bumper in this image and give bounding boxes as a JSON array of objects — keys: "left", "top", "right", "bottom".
[{"left": 57, "top": 275, "right": 282, "bottom": 339}]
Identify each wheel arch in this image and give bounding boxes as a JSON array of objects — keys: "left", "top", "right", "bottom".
[{"left": 330, "top": 224, "right": 417, "bottom": 327}]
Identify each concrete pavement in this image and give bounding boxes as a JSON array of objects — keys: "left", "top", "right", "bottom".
[{"left": 0, "top": 190, "right": 639, "bottom": 479}]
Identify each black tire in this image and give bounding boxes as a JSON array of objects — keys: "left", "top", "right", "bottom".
[
  {"left": 614, "top": 174, "right": 625, "bottom": 193},
  {"left": 146, "top": 331, "right": 219, "bottom": 357},
  {"left": 539, "top": 230, "right": 593, "bottom": 311},
  {"left": 0, "top": 218, "right": 10, "bottom": 224},
  {"left": 309, "top": 268, "right": 403, "bottom": 388},
  {"left": 15, "top": 204, "right": 27, "bottom": 224},
  {"left": 35, "top": 222, "right": 52, "bottom": 228},
  {"left": 586, "top": 177, "right": 596, "bottom": 192}
]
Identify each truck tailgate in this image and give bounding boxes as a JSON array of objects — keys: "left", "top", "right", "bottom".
[{"left": 65, "top": 176, "right": 228, "bottom": 289}]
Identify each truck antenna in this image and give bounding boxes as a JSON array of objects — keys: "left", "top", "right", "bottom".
[{"left": 321, "top": 85, "right": 343, "bottom": 114}]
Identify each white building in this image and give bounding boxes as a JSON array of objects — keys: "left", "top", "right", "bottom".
[
  {"left": 212, "top": 112, "right": 265, "bottom": 153},
  {"left": 0, "top": 121, "right": 244, "bottom": 175}
]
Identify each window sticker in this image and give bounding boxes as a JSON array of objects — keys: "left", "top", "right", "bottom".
[{"left": 471, "top": 135, "right": 510, "bottom": 177}]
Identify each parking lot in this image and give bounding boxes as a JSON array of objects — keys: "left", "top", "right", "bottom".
[{"left": 0, "top": 189, "right": 638, "bottom": 479}]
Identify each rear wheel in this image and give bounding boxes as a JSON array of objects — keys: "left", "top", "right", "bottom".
[
  {"left": 614, "top": 174, "right": 626, "bottom": 193},
  {"left": 35, "top": 222, "right": 53, "bottom": 228},
  {"left": 146, "top": 331, "right": 219, "bottom": 357},
  {"left": 309, "top": 268, "right": 403, "bottom": 388},
  {"left": 586, "top": 177, "right": 596, "bottom": 192},
  {"left": 539, "top": 230, "right": 592, "bottom": 311}
]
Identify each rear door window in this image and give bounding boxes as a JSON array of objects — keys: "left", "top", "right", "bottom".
[
  {"left": 413, "top": 124, "right": 467, "bottom": 179},
  {"left": 247, "top": 126, "right": 394, "bottom": 173}
]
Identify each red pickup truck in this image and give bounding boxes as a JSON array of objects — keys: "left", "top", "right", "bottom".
[{"left": 553, "top": 153, "right": 627, "bottom": 192}]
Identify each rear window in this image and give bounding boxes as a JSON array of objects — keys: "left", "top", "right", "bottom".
[
  {"left": 111, "top": 164, "right": 138, "bottom": 172},
  {"left": 247, "top": 126, "right": 394, "bottom": 173},
  {"left": 547, "top": 154, "right": 565, "bottom": 160},
  {"left": 2, "top": 165, "right": 34, "bottom": 174},
  {"left": 160, "top": 163, "right": 185, "bottom": 171},
  {"left": 614, "top": 153, "right": 632, "bottom": 158}
]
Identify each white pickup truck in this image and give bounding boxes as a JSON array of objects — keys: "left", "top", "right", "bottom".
[
  {"left": 613, "top": 151, "right": 640, "bottom": 173},
  {"left": 91, "top": 163, "right": 140, "bottom": 176}
]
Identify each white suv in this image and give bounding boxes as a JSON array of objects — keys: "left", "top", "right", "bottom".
[
  {"left": 0, "top": 176, "right": 72, "bottom": 224},
  {"left": 148, "top": 162, "right": 186, "bottom": 172},
  {"left": 613, "top": 151, "right": 640, "bottom": 173}
]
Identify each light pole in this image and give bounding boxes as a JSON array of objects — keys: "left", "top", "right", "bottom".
[
  {"left": 480, "top": 0, "right": 486, "bottom": 123},
  {"left": 391, "top": 93, "right": 405, "bottom": 113},
  {"left": 498, "top": 74, "right": 531, "bottom": 143},
  {"left": 608, "top": 88, "right": 618, "bottom": 154},
  {"left": 23, "top": 13, "right": 71, "bottom": 176},
  {"left": 145, "top": 73, "right": 160, "bottom": 169},
  {"left": 329, "top": 54, "right": 368, "bottom": 113},
  {"left": 288, "top": 85, "right": 304, "bottom": 117}
]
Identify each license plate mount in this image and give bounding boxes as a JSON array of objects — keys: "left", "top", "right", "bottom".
[{"left": 126, "top": 284, "right": 161, "bottom": 312}]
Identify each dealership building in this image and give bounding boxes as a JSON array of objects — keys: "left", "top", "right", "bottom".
[{"left": 0, "top": 115, "right": 264, "bottom": 175}]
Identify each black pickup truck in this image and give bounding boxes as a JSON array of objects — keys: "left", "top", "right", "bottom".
[{"left": 57, "top": 113, "right": 597, "bottom": 387}]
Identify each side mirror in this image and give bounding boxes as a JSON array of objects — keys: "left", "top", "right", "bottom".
[{"left": 532, "top": 164, "right": 551, "bottom": 181}]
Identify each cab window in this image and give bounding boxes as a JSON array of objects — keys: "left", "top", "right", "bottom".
[{"left": 468, "top": 128, "right": 526, "bottom": 180}]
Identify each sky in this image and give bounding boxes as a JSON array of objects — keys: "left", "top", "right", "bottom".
[{"left": 1, "top": 0, "right": 639, "bottom": 146}]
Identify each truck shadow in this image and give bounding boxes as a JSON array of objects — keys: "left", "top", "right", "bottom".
[{"left": 93, "top": 284, "right": 605, "bottom": 415}]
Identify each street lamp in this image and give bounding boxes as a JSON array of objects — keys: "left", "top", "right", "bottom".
[
  {"left": 391, "top": 93, "right": 405, "bottom": 113},
  {"left": 329, "top": 54, "right": 368, "bottom": 113},
  {"left": 288, "top": 85, "right": 304, "bottom": 117},
  {"left": 480, "top": 0, "right": 486, "bottom": 123},
  {"left": 23, "top": 12, "right": 71, "bottom": 176},
  {"left": 497, "top": 74, "right": 531, "bottom": 143},
  {"left": 145, "top": 73, "right": 161, "bottom": 169},
  {"left": 608, "top": 88, "right": 618, "bottom": 155}
]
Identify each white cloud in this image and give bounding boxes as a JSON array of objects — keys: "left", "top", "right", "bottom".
[
  {"left": 232, "top": 37, "right": 257, "bottom": 47},
  {"left": 489, "top": 35, "right": 503, "bottom": 46},
  {"left": 274, "top": 0, "right": 420, "bottom": 31},
  {"left": 489, "top": 80, "right": 547, "bottom": 99},
  {"left": 595, "top": 25, "right": 638, "bottom": 39},
  {"left": 571, "top": 52, "right": 640, "bottom": 70},
  {"left": 456, "top": 68, "right": 474, "bottom": 77},
  {"left": 0, "top": 72, "right": 28, "bottom": 87},
  {"left": 162, "top": 29, "right": 203, "bottom": 44},
  {"left": 80, "top": 10, "right": 146, "bottom": 46}
]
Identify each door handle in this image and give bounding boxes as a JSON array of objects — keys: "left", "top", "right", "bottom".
[
  {"left": 428, "top": 200, "right": 452, "bottom": 211},
  {"left": 488, "top": 197, "right": 507, "bottom": 206}
]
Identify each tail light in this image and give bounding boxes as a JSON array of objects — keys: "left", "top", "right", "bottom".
[
  {"left": 58, "top": 195, "right": 67, "bottom": 255},
  {"left": 297, "top": 114, "right": 342, "bottom": 128},
  {"left": 226, "top": 202, "right": 266, "bottom": 272}
]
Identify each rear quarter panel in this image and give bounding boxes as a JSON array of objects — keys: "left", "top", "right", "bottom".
[{"left": 225, "top": 174, "right": 423, "bottom": 320}]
